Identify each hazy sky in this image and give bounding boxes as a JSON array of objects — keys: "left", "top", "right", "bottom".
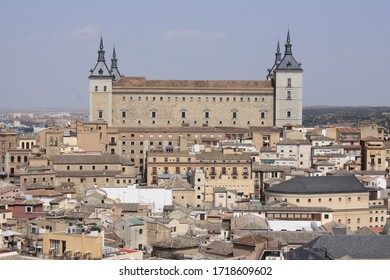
[{"left": 1, "top": 0, "right": 389, "bottom": 110}]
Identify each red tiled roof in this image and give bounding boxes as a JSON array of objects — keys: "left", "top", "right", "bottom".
[
  {"left": 337, "top": 127, "right": 360, "bottom": 133},
  {"left": 114, "top": 77, "right": 273, "bottom": 89},
  {"left": 361, "top": 136, "right": 382, "bottom": 141},
  {"left": 24, "top": 189, "right": 63, "bottom": 197}
]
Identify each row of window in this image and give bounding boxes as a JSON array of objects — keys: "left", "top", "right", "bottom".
[
  {"left": 129, "top": 119, "right": 265, "bottom": 126},
  {"left": 294, "top": 197, "right": 361, "bottom": 203},
  {"left": 10, "top": 155, "right": 28, "bottom": 163},
  {"left": 66, "top": 165, "right": 124, "bottom": 171},
  {"left": 95, "top": 85, "right": 107, "bottom": 92},
  {"left": 121, "top": 95, "right": 268, "bottom": 102},
  {"left": 66, "top": 178, "right": 133, "bottom": 184},
  {"left": 119, "top": 110, "right": 268, "bottom": 120}
]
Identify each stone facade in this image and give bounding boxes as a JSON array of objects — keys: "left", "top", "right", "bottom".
[{"left": 89, "top": 33, "right": 303, "bottom": 129}]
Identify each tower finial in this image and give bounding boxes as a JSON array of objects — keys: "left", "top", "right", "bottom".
[
  {"left": 286, "top": 29, "right": 291, "bottom": 44},
  {"left": 275, "top": 39, "right": 282, "bottom": 64},
  {"left": 111, "top": 45, "right": 122, "bottom": 81},
  {"left": 98, "top": 36, "right": 105, "bottom": 62},
  {"left": 113, "top": 45, "right": 117, "bottom": 59},
  {"left": 99, "top": 36, "right": 104, "bottom": 50},
  {"left": 284, "top": 29, "right": 292, "bottom": 55}
]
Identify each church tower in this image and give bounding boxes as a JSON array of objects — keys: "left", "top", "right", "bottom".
[
  {"left": 272, "top": 31, "right": 303, "bottom": 127},
  {"left": 89, "top": 37, "right": 114, "bottom": 125}
]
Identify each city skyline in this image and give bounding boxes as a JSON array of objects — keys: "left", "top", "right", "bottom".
[{"left": 1, "top": 0, "right": 389, "bottom": 110}]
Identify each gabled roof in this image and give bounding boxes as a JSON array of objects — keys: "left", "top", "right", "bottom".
[
  {"left": 114, "top": 203, "right": 139, "bottom": 212},
  {"left": 361, "top": 136, "right": 382, "bottom": 141},
  {"left": 266, "top": 176, "right": 368, "bottom": 195},
  {"left": 89, "top": 37, "right": 112, "bottom": 78},
  {"left": 275, "top": 54, "right": 302, "bottom": 71},
  {"left": 232, "top": 214, "right": 268, "bottom": 231},
  {"left": 161, "top": 174, "right": 193, "bottom": 191},
  {"left": 232, "top": 234, "right": 273, "bottom": 246},
  {"left": 152, "top": 234, "right": 203, "bottom": 249}
]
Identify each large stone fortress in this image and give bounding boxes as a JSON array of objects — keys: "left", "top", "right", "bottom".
[{"left": 89, "top": 31, "right": 303, "bottom": 128}]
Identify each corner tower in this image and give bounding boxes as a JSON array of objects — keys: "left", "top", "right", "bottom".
[
  {"left": 272, "top": 31, "right": 303, "bottom": 127},
  {"left": 89, "top": 37, "right": 114, "bottom": 125}
]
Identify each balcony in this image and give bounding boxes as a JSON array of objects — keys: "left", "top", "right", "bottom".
[
  {"left": 109, "top": 141, "right": 117, "bottom": 146},
  {"left": 210, "top": 170, "right": 216, "bottom": 176}
]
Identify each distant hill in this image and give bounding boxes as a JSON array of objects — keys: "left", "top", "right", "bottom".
[{"left": 303, "top": 106, "right": 390, "bottom": 130}]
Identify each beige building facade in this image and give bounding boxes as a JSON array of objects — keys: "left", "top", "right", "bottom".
[
  {"left": 89, "top": 33, "right": 303, "bottom": 129},
  {"left": 264, "top": 176, "right": 387, "bottom": 231}
]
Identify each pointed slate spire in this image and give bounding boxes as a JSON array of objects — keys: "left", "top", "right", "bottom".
[
  {"left": 285, "top": 30, "right": 292, "bottom": 55},
  {"left": 89, "top": 36, "right": 113, "bottom": 78},
  {"left": 98, "top": 36, "right": 106, "bottom": 62},
  {"left": 111, "top": 46, "right": 123, "bottom": 81},
  {"left": 267, "top": 39, "right": 283, "bottom": 80},
  {"left": 275, "top": 29, "right": 302, "bottom": 71},
  {"left": 275, "top": 40, "right": 282, "bottom": 65}
]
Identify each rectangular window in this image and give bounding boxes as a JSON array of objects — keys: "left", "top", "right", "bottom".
[
  {"left": 122, "top": 111, "right": 126, "bottom": 118},
  {"left": 98, "top": 111, "right": 103, "bottom": 119},
  {"left": 181, "top": 111, "right": 186, "bottom": 118},
  {"left": 287, "top": 78, "right": 291, "bottom": 87},
  {"left": 287, "top": 91, "right": 291, "bottom": 99},
  {"left": 152, "top": 111, "right": 156, "bottom": 118}
]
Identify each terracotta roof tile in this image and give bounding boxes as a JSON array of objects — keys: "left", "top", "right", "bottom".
[{"left": 114, "top": 77, "right": 273, "bottom": 90}]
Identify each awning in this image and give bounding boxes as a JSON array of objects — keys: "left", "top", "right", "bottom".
[{"left": 1, "top": 230, "right": 22, "bottom": 237}]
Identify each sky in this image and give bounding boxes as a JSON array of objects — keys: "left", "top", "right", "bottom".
[{"left": 0, "top": 0, "right": 389, "bottom": 111}]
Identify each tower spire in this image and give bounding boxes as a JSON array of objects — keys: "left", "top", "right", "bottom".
[
  {"left": 275, "top": 40, "right": 282, "bottom": 64},
  {"left": 111, "top": 45, "right": 123, "bottom": 81},
  {"left": 89, "top": 36, "right": 112, "bottom": 77},
  {"left": 285, "top": 30, "right": 292, "bottom": 55},
  {"left": 98, "top": 36, "right": 105, "bottom": 62}
]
